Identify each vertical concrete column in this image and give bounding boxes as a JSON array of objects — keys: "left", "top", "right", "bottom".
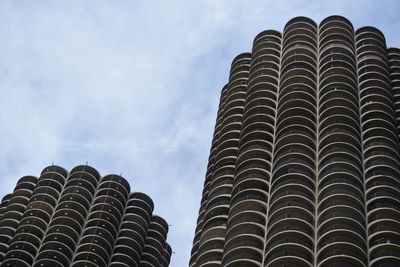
[
  {"left": 195, "top": 53, "right": 251, "bottom": 267},
  {"left": 189, "top": 84, "right": 229, "bottom": 267},
  {"left": 356, "top": 26, "right": 400, "bottom": 266},
  {"left": 221, "top": 30, "right": 281, "bottom": 267},
  {"left": 0, "top": 194, "right": 13, "bottom": 220},
  {"left": 32, "top": 165, "right": 101, "bottom": 267},
  {"left": 1, "top": 166, "right": 67, "bottom": 267},
  {"left": 161, "top": 243, "right": 172, "bottom": 267},
  {"left": 139, "top": 215, "right": 169, "bottom": 267},
  {"left": 264, "top": 16, "right": 318, "bottom": 267},
  {"left": 109, "top": 192, "right": 154, "bottom": 267},
  {"left": 70, "top": 175, "right": 130, "bottom": 267},
  {"left": 0, "top": 176, "right": 37, "bottom": 263},
  {"left": 316, "top": 16, "right": 368, "bottom": 267},
  {"left": 388, "top": 48, "right": 400, "bottom": 138}
]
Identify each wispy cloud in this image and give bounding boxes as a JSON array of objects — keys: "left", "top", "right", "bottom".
[{"left": 0, "top": 1, "right": 399, "bottom": 266}]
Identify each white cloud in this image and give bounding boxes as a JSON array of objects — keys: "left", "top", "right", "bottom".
[{"left": 0, "top": 0, "right": 399, "bottom": 266}]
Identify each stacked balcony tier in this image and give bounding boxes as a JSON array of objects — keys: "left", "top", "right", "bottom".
[
  {"left": 264, "top": 16, "right": 318, "bottom": 267},
  {"left": 221, "top": 30, "right": 281, "bottom": 267},
  {"left": 388, "top": 47, "right": 400, "bottom": 138},
  {"left": 139, "top": 215, "right": 169, "bottom": 266},
  {"left": 1, "top": 166, "right": 67, "bottom": 267},
  {"left": 0, "top": 176, "right": 38, "bottom": 264},
  {"left": 317, "top": 16, "right": 367, "bottom": 267},
  {"left": 33, "top": 165, "right": 101, "bottom": 267},
  {"left": 189, "top": 85, "right": 230, "bottom": 267},
  {"left": 0, "top": 194, "right": 13, "bottom": 220},
  {"left": 195, "top": 53, "right": 251, "bottom": 267},
  {"left": 356, "top": 26, "right": 400, "bottom": 266}
]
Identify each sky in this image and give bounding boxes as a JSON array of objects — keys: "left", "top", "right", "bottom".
[{"left": 0, "top": 0, "right": 399, "bottom": 266}]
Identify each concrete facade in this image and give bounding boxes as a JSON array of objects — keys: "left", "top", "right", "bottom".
[
  {"left": 190, "top": 16, "right": 400, "bottom": 267},
  {"left": 0, "top": 165, "right": 171, "bottom": 267}
]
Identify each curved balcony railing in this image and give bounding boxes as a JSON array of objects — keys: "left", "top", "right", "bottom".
[{"left": 2, "top": 166, "right": 67, "bottom": 266}]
